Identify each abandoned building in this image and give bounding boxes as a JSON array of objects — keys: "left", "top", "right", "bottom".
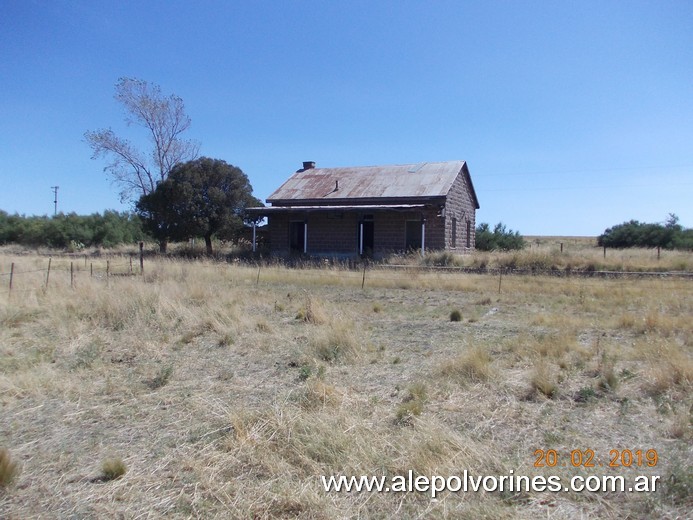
[{"left": 247, "top": 160, "right": 479, "bottom": 258}]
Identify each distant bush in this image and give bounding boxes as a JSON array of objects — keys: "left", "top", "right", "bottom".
[
  {"left": 0, "top": 210, "right": 145, "bottom": 248},
  {"left": 449, "top": 309, "right": 463, "bottom": 322},
  {"left": 598, "top": 214, "right": 692, "bottom": 249},
  {"left": 475, "top": 222, "right": 525, "bottom": 251}
]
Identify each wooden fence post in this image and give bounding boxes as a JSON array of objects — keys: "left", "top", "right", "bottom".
[
  {"left": 361, "top": 261, "right": 367, "bottom": 289},
  {"left": 498, "top": 268, "right": 503, "bottom": 294},
  {"left": 46, "top": 257, "right": 52, "bottom": 290},
  {"left": 139, "top": 242, "right": 144, "bottom": 276},
  {"left": 106, "top": 260, "right": 110, "bottom": 287},
  {"left": 70, "top": 262, "right": 74, "bottom": 289},
  {"left": 129, "top": 255, "right": 133, "bottom": 274},
  {"left": 9, "top": 262, "right": 14, "bottom": 296}
]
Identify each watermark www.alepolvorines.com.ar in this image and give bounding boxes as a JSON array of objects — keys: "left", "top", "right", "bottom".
[{"left": 320, "top": 470, "right": 661, "bottom": 499}]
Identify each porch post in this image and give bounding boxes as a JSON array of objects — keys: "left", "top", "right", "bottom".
[
  {"left": 252, "top": 221, "right": 257, "bottom": 252},
  {"left": 421, "top": 217, "right": 426, "bottom": 257},
  {"left": 303, "top": 221, "right": 308, "bottom": 254},
  {"left": 359, "top": 221, "right": 364, "bottom": 255}
]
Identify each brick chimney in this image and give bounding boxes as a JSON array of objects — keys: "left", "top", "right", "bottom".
[{"left": 302, "top": 161, "right": 315, "bottom": 170}]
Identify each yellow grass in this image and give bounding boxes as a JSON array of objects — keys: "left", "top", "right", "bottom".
[{"left": 0, "top": 250, "right": 691, "bottom": 518}]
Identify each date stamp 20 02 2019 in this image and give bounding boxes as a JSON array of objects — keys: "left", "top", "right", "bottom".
[{"left": 534, "top": 448, "right": 659, "bottom": 469}]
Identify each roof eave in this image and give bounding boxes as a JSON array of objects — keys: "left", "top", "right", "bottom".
[
  {"left": 266, "top": 195, "right": 446, "bottom": 206},
  {"left": 463, "top": 162, "right": 480, "bottom": 209},
  {"left": 246, "top": 203, "right": 431, "bottom": 215}
]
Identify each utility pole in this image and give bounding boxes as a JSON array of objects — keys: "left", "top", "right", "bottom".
[{"left": 51, "top": 186, "right": 59, "bottom": 215}]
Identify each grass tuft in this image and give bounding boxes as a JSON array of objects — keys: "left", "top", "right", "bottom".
[
  {"left": 296, "top": 297, "right": 328, "bottom": 325},
  {"left": 396, "top": 382, "right": 427, "bottom": 425},
  {"left": 663, "top": 457, "right": 693, "bottom": 506},
  {"left": 641, "top": 343, "right": 693, "bottom": 397},
  {"left": 101, "top": 457, "right": 127, "bottom": 481},
  {"left": 147, "top": 364, "right": 174, "bottom": 390},
  {"left": 309, "top": 320, "right": 362, "bottom": 363},
  {"left": 531, "top": 360, "right": 557, "bottom": 398},
  {"left": 296, "top": 380, "right": 341, "bottom": 410},
  {"left": 439, "top": 347, "right": 493, "bottom": 383},
  {"left": 0, "top": 448, "right": 20, "bottom": 488}
]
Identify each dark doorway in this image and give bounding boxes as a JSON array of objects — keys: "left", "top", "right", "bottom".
[
  {"left": 289, "top": 221, "right": 305, "bottom": 253},
  {"left": 405, "top": 220, "right": 422, "bottom": 251},
  {"left": 360, "top": 220, "right": 374, "bottom": 256}
]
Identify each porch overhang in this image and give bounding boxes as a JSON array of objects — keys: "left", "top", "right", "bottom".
[{"left": 246, "top": 204, "right": 430, "bottom": 215}]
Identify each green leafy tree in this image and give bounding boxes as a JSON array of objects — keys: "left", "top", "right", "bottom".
[
  {"left": 0, "top": 211, "right": 19, "bottom": 244},
  {"left": 136, "top": 157, "right": 262, "bottom": 255},
  {"left": 92, "top": 210, "right": 145, "bottom": 247},
  {"left": 135, "top": 180, "right": 190, "bottom": 252},
  {"left": 598, "top": 214, "right": 689, "bottom": 249}
]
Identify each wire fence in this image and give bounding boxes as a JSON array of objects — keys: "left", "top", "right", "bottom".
[
  {"left": 2, "top": 253, "right": 692, "bottom": 299},
  {"left": 2, "top": 254, "right": 144, "bottom": 297}
]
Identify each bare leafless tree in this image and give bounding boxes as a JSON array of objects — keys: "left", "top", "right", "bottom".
[{"left": 85, "top": 77, "right": 200, "bottom": 203}]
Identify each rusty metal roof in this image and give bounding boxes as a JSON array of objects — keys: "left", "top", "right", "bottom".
[{"left": 267, "top": 160, "right": 472, "bottom": 204}]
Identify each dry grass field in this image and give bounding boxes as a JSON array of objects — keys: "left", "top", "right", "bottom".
[
  {"left": 420, "top": 236, "right": 693, "bottom": 273},
  {"left": 0, "top": 247, "right": 691, "bottom": 519}
]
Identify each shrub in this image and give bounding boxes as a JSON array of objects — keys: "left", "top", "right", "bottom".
[
  {"left": 598, "top": 362, "right": 619, "bottom": 392},
  {"left": 664, "top": 457, "right": 693, "bottom": 505},
  {"left": 217, "top": 332, "right": 234, "bottom": 347},
  {"left": 423, "top": 251, "right": 461, "bottom": 267},
  {"left": 575, "top": 386, "right": 597, "bottom": 403},
  {"left": 147, "top": 365, "right": 174, "bottom": 390},
  {"left": 0, "top": 448, "right": 19, "bottom": 488},
  {"left": 101, "top": 457, "right": 127, "bottom": 481},
  {"left": 449, "top": 309, "right": 463, "bottom": 322},
  {"left": 0, "top": 210, "right": 145, "bottom": 248},
  {"left": 297, "top": 364, "right": 312, "bottom": 381},
  {"left": 475, "top": 222, "right": 525, "bottom": 251}
]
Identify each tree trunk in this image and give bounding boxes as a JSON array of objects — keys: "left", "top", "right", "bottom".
[
  {"left": 159, "top": 239, "right": 168, "bottom": 254},
  {"left": 205, "top": 235, "right": 213, "bottom": 256}
]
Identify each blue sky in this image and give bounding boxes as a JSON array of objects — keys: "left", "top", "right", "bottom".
[{"left": 1, "top": 0, "right": 691, "bottom": 235}]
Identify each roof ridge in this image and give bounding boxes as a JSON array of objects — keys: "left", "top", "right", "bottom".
[{"left": 310, "top": 160, "right": 464, "bottom": 170}]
